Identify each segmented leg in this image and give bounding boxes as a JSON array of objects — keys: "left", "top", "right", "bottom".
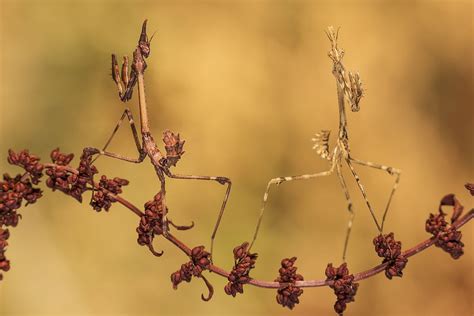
[
  {"left": 349, "top": 157, "right": 401, "bottom": 231},
  {"left": 336, "top": 162, "right": 354, "bottom": 262},
  {"left": 345, "top": 158, "right": 382, "bottom": 232},
  {"left": 249, "top": 161, "right": 337, "bottom": 250},
  {"left": 164, "top": 171, "right": 232, "bottom": 260},
  {"left": 157, "top": 169, "right": 169, "bottom": 238},
  {"left": 91, "top": 108, "right": 144, "bottom": 164},
  {"left": 112, "top": 54, "right": 137, "bottom": 102},
  {"left": 84, "top": 147, "right": 145, "bottom": 164}
]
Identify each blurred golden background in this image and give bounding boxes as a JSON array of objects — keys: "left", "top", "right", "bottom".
[{"left": 0, "top": 1, "right": 472, "bottom": 315}]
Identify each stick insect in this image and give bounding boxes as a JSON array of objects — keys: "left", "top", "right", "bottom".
[
  {"left": 249, "top": 27, "right": 401, "bottom": 261},
  {"left": 84, "top": 20, "right": 232, "bottom": 260}
]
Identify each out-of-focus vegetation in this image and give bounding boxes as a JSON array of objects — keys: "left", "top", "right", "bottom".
[{"left": 0, "top": 1, "right": 472, "bottom": 315}]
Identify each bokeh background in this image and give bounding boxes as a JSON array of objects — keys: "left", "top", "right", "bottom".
[{"left": 0, "top": 1, "right": 472, "bottom": 315}]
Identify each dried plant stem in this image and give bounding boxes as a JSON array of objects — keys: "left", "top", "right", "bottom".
[{"left": 41, "top": 163, "right": 473, "bottom": 290}]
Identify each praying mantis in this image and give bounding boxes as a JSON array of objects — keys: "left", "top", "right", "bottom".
[
  {"left": 84, "top": 20, "right": 232, "bottom": 260},
  {"left": 249, "top": 27, "right": 401, "bottom": 261},
  {"left": 85, "top": 20, "right": 400, "bottom": 263}
]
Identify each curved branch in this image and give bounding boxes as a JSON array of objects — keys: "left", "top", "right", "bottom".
[{"left": 41, "top": 164, "right": 474, "bottom": 290}]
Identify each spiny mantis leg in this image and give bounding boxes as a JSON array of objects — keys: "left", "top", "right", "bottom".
[
  {"left": 249, "top": 161, "right": 337, "bottom": 250},
  {"left": 111, "top": 54, "right": 125, "bottom": 97},
  {"left": 349, "top": 157, "right": 401, "bottom": 231},
  {"left": 91, "top": 108, "right": 144, "bottom": 164},
  {"left": 92, "top": 53, "right": 145, "bottom": 164},
  {"left": 112, "top": 54, "right": 137, "bottom": 102},
  {"left": 345, "top": 158, "right": 382, "bottom": 232},
  {"left": 163, "top": 170, "right": 232, "bottom": 260},
  {"left": 336, "top": 162, "right": 354, "bottom": 262}
]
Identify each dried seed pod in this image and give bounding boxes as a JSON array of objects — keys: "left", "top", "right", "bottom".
[
  {"left": 224, "top": 242, "right": 257, "bottom": 297},
  {"left": 1, "top": 174, "right": 42, "bottom": 227},
  {"left": 373, "top": 233, "right": 408, "bottom": 279},
  {"left": 275, "top": 257, "right": 304, "bottom": 309},
  {"left": 0, "top": 228, "right": 10, "bottom": 280},
  {"left": 7, "top": 149, "right": 44, "bottom": 184},
  {"left": 426, "top": 194, "right": 466, "bottom": 259},
  {"left": 325, "top": 263, "right": 359, "bottom": 315},
  {"left": 170, "top": 245, "right": 213, "bottom": 301},
  {"left": 137, "top": 192, "right": 167, "bottom": 255},
  {"left": 90, "top": 175, "right": 129, "bottom": 212}
]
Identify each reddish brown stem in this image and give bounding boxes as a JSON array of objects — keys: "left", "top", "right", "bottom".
[
  {"left": 43, "top": 163, "right": 144, "bottom": 217},
  {"left": 42, "top": 163, "right": 474, "bottom": 290}
]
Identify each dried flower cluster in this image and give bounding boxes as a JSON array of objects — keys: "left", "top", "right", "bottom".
[
  {"left": 325, "top": 263, "right": 359, "bottom": 315},
  {"left": 373, "top": 233, "right": 408, "bottom": 279},
  {"left": 74, "top": 151, "right": 99, "bottom": 200},
  {"left": 171, "top": 246, "right": 211, "bottom": 287},
  {"left": 224, "top": 242, "right": 258, "bottom": 297},
  {"left": 170, "top": 246, "right": 213, "bottom": 301},
  {"left": 90, "top": 175, "right": 129, "bottom": 212},
  {"left": 0, "top": 228, "right": 10, "bottom": 280},
  {"left": 1, "top": 151, "right": 44, "bottom": 227},
  {"left": 425, "top": 194, "right": 466, "bottom": 259},
  {"left": 46, "top": 149, "right": 96, "bottom": 202},
  {"left": 1, "top": 151, "right": 44, "bottom": 281},
  {"left": 7, "top": 149, "right": 44, "bottom": 184},
  {"left": 0, "top": 173, "right": 42, "bottom": 227},
  {"left": 136, "top": 191, "right": 167, "bottom": 256},
  {"left": 275, "top": 257, "right": 304, "bottom": 309},
  {"left": 1, "top": 148, "right": 131, "bottom": 282}
]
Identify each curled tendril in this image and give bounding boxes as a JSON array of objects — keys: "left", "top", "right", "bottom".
[
  {"left": 148, "top": 243, "right": 164, "bottom": 257},
  {"left": 169, "top": 219, "right": 195, "bottom": 231},
  {"left": 200, "top": 275, "right": 214, "bottom": 302}
]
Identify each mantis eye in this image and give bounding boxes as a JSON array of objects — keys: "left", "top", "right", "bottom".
[{"left": 139, "top": 43, "right": 150, "bottom": 58}]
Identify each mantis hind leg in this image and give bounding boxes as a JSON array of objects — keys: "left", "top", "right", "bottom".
[
  {"left": 336, "top": 162, "right": 355, "bottom": 262},
  {"left": 249, "top": 159, "right": 337, "bottom": 250},
  {"left": 345, "top": 158, "right": 382, "bottom": 232},
  {"left": 349, "top": 157, "right": 401, "bottom": 231},
  {"left": 164, "top": 171, "right": 232, "bottom": 262}
]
